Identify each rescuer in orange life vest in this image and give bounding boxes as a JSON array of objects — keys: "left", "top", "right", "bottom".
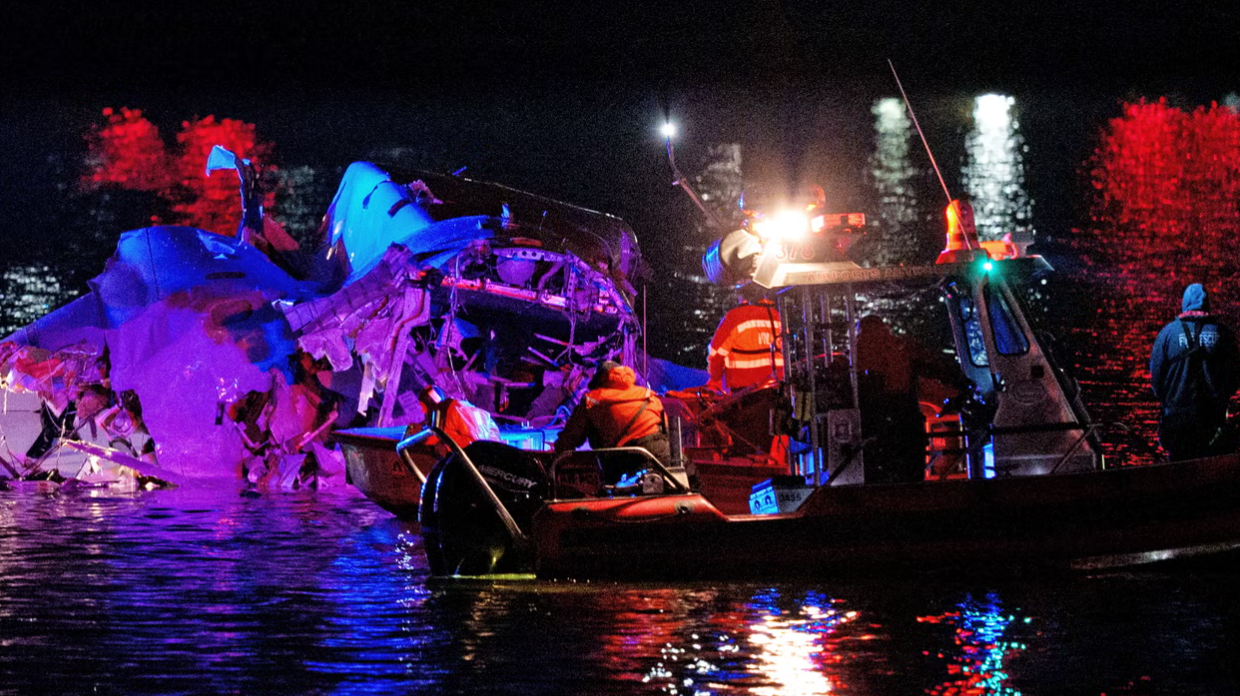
[
  {"left": 553, "top": 361, "right": 671, "bottom": 466},
  {"left": 706, "top": 284, "right": 784, "bottom": 393}
]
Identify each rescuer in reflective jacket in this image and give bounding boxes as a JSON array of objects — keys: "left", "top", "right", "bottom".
[
  {"left": 1150, "top": 283, "right": 1240, "bottom": 461},
  {"left": 706, "top": 287, "right": 784, "bottom": 393},
  {"left": 554, "top": 361, "right": 670, "bottom": 466}
]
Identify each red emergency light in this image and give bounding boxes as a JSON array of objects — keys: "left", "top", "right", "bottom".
[{"left": 936, "top": 200, "right": 986, "bottom": 264}]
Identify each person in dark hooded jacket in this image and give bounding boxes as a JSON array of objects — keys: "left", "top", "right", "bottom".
[
  {"left": 1150, "top": 283, "right": 1240, "bottom": 461},
  {"left": 554, "top": 360, "right": 671, "bottom": 479}
]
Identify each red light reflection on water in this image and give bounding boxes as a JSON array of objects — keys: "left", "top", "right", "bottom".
[
  {"left": 83, "top": 107, "right": 276, "bottom": 237},
  {"left": 1071, "top": 99, "right": 1240, "bottom": 464}
]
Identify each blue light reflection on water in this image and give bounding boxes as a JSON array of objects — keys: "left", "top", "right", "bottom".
[{"left": 2, "top": 485, "right": 1240, "bottom": 695}]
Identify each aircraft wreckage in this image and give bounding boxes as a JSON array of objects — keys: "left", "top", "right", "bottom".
[{"left": 0, "top": 153, "right": 695, "bottom": 489}]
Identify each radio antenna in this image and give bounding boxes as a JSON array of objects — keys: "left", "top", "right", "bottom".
[
  {"left": 662, "top": 122, "right": 723, "bottom": 229},
  {"left": 888, "top": 59, "right": 953, "bottom": 204}
]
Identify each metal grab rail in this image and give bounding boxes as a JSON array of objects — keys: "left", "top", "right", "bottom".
[
  {"left": 986, "top": 422, "right": 1097, "bottom": 435},
  {"left": 1048, "top": 423, "right": 1105, "bottom": 474},
  {"left": 395, "top": 429, "right": 433, "bottom": 486},
  {"left": 396, "top": 427, "right": 528, "bottom": 545},
  {"left": 549, "top": 447, "right": 691, "bottom": 499},
  {"left": 958, "top": 420, "right": 1113, "bottom": 475},
  {"left": 914, "top": 420, "right": 1094, "bottom": 438},
  {"left": 841, "top": 417, "right": 1114, "bottom": 479}
]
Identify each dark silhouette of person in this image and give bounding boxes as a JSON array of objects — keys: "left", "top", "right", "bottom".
[
  {"left": 1150, "top": 283, "right": 1240, "bottom": 461},
  {"left": 855, "top": 315, "right": 961, "bottom": 483}
]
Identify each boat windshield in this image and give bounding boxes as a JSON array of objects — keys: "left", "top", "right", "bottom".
[
  {"left": 957, "top": 295, "right": 989, "bottom": 366},
  {"left": 986, "top": 285, "right": 1029, "bottom": 356},
  {"left": 955, "top": 283, "right": 1030, "bottom": 366}
]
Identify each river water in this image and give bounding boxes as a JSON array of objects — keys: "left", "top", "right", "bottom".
[{"left": 3, "top": 483, "right": 1240, "bottom": 695}]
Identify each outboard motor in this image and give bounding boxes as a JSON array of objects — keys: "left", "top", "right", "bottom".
[{"left": 419, "top": 441, "right": 551, "bottom": 576}]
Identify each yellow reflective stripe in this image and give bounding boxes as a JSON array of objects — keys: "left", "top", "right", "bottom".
[
  {"left": 734, "top": 319, "right": 781, "bottom": 334},
  {"left": 726, "top": 355, "right": 785, "bottom": 370}
]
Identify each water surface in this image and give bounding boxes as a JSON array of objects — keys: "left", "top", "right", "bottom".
[{"left": 3, "top": 483, "right": 1239, "bottom": 695}]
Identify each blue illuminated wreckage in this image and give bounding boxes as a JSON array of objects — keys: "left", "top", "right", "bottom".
[{"left": 0, "top": 155, "right": 697, "bottom": 488}]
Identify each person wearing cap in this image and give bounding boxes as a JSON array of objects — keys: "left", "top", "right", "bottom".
[
  {"left": 417, "top": 385, "right": 501, "bottom": 452},
  {"left": 705, "top": 285, "right": 784, "bottom": 393},
  {"left": 1150, "top": 283, "right": 1240, "bottom": 461},
  {"left": 554, "top": 361, "right": 671, "bottom": 466}
]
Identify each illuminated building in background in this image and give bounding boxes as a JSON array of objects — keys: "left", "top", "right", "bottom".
[
  {"left": 869, "top": 97, "right": 925, "bottom": 265},
  {"left": 0, "top": 265, "right": 74, "bottom": 336},
  {"left": 962, "top": 94, "right": 1032, "bottom": 242},
  {"left": 653, "top": 143, "right": 744, "bottom": 365},
  {"left": 272, "top": 164, "right": 336, "bottom": 249}
]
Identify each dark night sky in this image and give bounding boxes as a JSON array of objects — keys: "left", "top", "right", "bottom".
[{"left": 5, "top": 1, "right": 1239, "bottom": 96}]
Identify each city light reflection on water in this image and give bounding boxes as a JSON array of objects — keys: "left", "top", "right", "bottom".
[
  {"left": 963, "top": 94, "right": 1032, "bottom": 242},
  {"left": 2, "top": 467, "right": 1240, "bottom": 694},
  {"left": 869, "top": 97, "right": 923, "bottom": 266},
  {"left": 920, "top": 594, "right": 1026, "bottom": 696},
  {"left": 740, "top": 591, "right": 853, "bottom": 696}
]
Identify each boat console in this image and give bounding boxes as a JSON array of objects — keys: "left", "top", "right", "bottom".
[{"left": 741, "top": 199, "right": 1100, "bottom": 493}]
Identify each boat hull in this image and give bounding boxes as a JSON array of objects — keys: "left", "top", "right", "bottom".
[
  {"left": 530, "top": 453, "right": 1240, "bottom": 579},
  {"left": 334, "top": 428, "right": 432, "bottom": 519},
  {"left": 337, "top": 427, "right": 785, "bottom": 520},
  {"left": 692, "top": 458, "right": 789, "bottom": 515}
]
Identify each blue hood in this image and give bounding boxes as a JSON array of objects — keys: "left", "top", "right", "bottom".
[{"left": 1181, "top": 283, "right": 1210, "bottom": 314}]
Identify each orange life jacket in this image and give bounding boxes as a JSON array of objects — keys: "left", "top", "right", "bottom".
[
  {"left": 708, "top": 301, "right": 784, "bottom": 391},
  {"left": 555, "top": 365, "right": 665, "bottom": 451}
]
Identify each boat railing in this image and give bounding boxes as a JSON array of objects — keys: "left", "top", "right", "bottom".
[
  {"left": 397, "top": 427, "right": 529, "bottom": 546},
  {"left": 856, "top": 419, "right": 1119, "bottom": 481},
  {"left": 1047, "top": 423, "right": 1106, "bottom": 474},
  {"left": 549, "top": 447, "right": 691, "bottom": 500},
  {"left": 927, "top": 420, "right": 1116, "bottom": 476},
  {"left": 980, "top": 421, "right": 1109, "bottom": 474},
  {"left": 986, "top": 422, "right": 1098, "bottom": 435},
  {"left": 394, "top": 429, "right": 433, "bottom": 486}
]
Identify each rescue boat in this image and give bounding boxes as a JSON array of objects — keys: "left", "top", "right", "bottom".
[
  {"left": 525, "top": 450, "right": 1240, "bottom": 579},
  {"left": 402, "top": 199, "right": 1240, "bottom": 580}
]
